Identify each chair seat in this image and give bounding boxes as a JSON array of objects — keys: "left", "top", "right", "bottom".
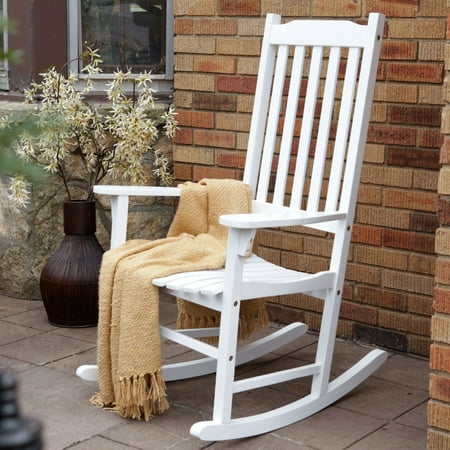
[{"left": 154, "top": 254, "right": 335, "bottom": 303}]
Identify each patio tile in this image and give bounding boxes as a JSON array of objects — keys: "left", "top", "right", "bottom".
[
  {"left": 100, "top": 419, "right": 186, "bottom": 449},
  {"left": 347, "top": 422, "right": 427, "bottom": 450},
  {"left": 275, "top": 405, "right": 385, "bottom": 449},
  {"left": 335, "top": 377, "right": 428, "bottom": 420},
  {"left": 0, "top": 295, "right": 42, "bottom": 318},
  {"left": 47, "top": 347, "right": 97, "bottom": 376},
  {"left": 52, "top": 325, "right": 99, "bottom": 344},
  {"left": 16, "top": 366, "right": 128, "bottom": 450},
  {"left": 395, "top": 401, "right": 428, "bottom": 430},
  {"left": 0, "top": 293, "right": 430, "bottom": 448},
  {"left": 2, "top": 306, "right": 56, "bottom": 331},
  {"left": 372, "top": 353, "right": 429, "bottom": 390},
  {"left": 0, "top": 354, "right": 34, "bottom": 373},
  {"left": 138, "top": 403, "right": 206, "bottom": 439},
  {"left": 69, "top": 436, "right": 137, "bottom": 449},
  {"left": 0, "top": 331, "right": 94, "bottom": 365},
  {"left": 0, "top": 320, "right": 43, "bottom": 346},
  {"left": 210, "top": 433, "right": 315, "bottom": 449}
]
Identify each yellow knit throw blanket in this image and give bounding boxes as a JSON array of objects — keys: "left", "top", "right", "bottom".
[{"left": 91, "top": 179, "right": 269, "bottom": 420}]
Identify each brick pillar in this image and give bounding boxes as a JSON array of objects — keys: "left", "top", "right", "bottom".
[{"left": 428, "top": 2, "right": 450, "bottom": 447}]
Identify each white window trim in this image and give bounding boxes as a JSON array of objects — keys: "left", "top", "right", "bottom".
[
  {"left": 66, "top": 0, "right": 173, "bottom": 93},
  {"left": 0, "top": 0, "right": 9, "bottom": 91}
]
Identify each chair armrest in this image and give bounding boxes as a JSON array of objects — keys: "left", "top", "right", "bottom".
[
  {"left": 93, "top": 185, "right": 181, "bottom": 249},
  {"left": 94, "top": 185, "right": 181, "bottom": 197},
  {"left": 220, "top": 210, "right": 347, "bottom": 230}
]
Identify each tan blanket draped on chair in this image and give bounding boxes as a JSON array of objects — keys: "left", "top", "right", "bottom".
[{"left": 91, "top": 179, "right": 269, "bottom": 421}]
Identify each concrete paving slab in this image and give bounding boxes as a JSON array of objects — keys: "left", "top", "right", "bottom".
[
  {"left": 335, "top": 376, "right": 429, "bottom": 420},
  {"left": 0, "top": 330, "right": 94, "bottom": 365},
  {"left": 275, "top": 405, "right": 386, "bottom": 449},
  {"left": 347, "top": 422, "right": 427, "bottom": 450},
  {"left": 0, "top": 293, "right": 429, "bottom": 449}
]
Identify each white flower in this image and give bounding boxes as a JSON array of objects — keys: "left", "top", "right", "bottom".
[{"left": 8, "top": 48, "right": 178, "bottom": 205}]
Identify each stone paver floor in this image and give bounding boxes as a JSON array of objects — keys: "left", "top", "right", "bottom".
[{"left": 0, "top": 293, "right": 429, "bottom": 449}]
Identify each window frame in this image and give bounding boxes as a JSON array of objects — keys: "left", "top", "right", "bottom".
[
  {"left": 0, "top": 0, "right": 9, "bottom": 91},
  {"left": 67, "top": 0, "right": 174, "bottom": 94}
]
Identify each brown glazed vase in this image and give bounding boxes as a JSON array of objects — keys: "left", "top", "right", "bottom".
[{"left": 40, "top": 201, "right": 104, "bottom": 327}]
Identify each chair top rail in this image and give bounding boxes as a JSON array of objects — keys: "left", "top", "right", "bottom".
[{"left": 270, "top": 13, "right": 384, "bottom": 48}]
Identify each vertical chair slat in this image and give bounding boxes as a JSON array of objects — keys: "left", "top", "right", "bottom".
[
  {"left": 307, "top": 46, "right": 341, "bottom": 213},
  {"left": 325, "top": 47, "right": 360, "bottom": 212},
  {"left": 290, "top": 46, "right": 323, "bottom": 209},
  {"left": 273, "top": 45, "right": 306, "bottom": 206},
  {"left": 257, "top": 45, "right": 289, "bottom": 202}
]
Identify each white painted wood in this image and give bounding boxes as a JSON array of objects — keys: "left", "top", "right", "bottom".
[
  {"left": 190, "top": 349, "right": 387, "bottom": 441},
  {"left": 78, "top": 12, "right": 386, "bottom": 441}
]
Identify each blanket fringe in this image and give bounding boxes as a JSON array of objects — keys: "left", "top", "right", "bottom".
[
  {"left": 177, "top": 300, "right": 269, "bottom": 343},
  {"left": 90, "top": 371, "right": 169, "bottom": 421}
]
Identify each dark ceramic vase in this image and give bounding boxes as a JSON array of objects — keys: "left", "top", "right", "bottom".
[{"left": 40, "top": 201, "right": 104, "bottom": 327}]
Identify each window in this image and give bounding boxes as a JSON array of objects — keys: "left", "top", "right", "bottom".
[
  {"left": 0, "top": 0, "right": 9, "bottom": 91},
  {"left": 67, "top": 0, "right": 173, "bottom": 93}
]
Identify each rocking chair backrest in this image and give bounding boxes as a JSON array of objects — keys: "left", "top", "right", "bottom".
[{"left": 243, "top": 13, "right": 384, "bottom": 224}]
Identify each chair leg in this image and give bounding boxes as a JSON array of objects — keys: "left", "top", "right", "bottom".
[
  {"left": 210, "top": 296, "right": 242, "bottom": 424},
  {"left": 311, "top": 288, "right": 344, "bottom": 397}
]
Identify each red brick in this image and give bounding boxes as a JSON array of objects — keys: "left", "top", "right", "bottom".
[
  {"left": 384, "top": 189, "right": 438, "bottom": 212},
  {"left": 386, "top": 147, "right": 440, "bottom": 170},
  {"left": 388, "top": 105, "right": 442, "bottom": 127},
  {"left": 216, "top": 150, "right": 246, "bottom": 168},
  {"left": 266, "top": 303, "right": 304, "bottom": 325},
  {"left": 193, "top": 93, "right": 237, "bottom": 112},
  {"left": 408, "top": 294, "right": 433, "bottom": 316},
  {"left": 417, "top": 128, "right": 443, "bottom": 149},
  {"left": 194, "top": 129, "right": 236, "bottom": 149},
  {"left": 358, "top": 185, "right": 383, "bottom": 206},
  {"left": 435, "top": 258, "right": 450, "bottom": 285},
  {"left": 440, "top": 136, "right": 450, "bottom": 164},
  {"left": 381, "top": 41, "right": 417, "bottom": 60},
  {"left": 407, "top": 334, "right": 430, "bottom": 357},
  {"left": 386, "top": 62, "right": 443, "bottom": 83},
  {"left": 430, "top": 374, "right": 450, "bottom": 402},
  {"left": 434, "top": 287, "right": 450, "bottom": 314},
  {"left": 192, "top": 166, "right": 237, "bottom": 181},
  {"left": 439, "top": 198, "right": 450, "bottom": 226},
  {"left": 383, "top": 229, "right": 435, "bottom": 253},
  {"left": 351, "top": 224, "right": 382, "bottom": 246},
  {"left": 173, "top": 163, "right": 192, "bottom": 181},
  {"left": 217, "top": 75, "right": 257, "bottom": 94},
  {"left": 366, "top": 0, "right": 418, "bottom": 17},
  {"left": 410, "top": 212, "right": 439, "bottom": 233},
  {"left": 430, "top": 344, "right": 450, "bottom": 372},
  {"left": 194, "top": 18, "right": 238, "bottom": 35},
  {"left": 173, "top": 128, "right": 193, "bottom": 145},
  {"left": 428, "top": 429, "right": 450, "bottom": 450},
  {"left": 367, "top": 124, "right": 416, "bottom": 146},
  {"left": 176, "top": 110, "right": 214, "bottom": 128},
  {"left": 174, "top": 18, "right": 193, "bottom": 34},
  {"left": 194, "top": 55, "right": 237, "bottom": 74},
  {"left": 355, "top": 285, "right": 408, "bottom": 311},
  {"left": 340, "top": 301, "right": 377, "bottom": 325},
  {"left": 218, "top": 0, "right": 260, "bottom": 16}
]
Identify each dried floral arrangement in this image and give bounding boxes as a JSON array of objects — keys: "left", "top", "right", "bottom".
[{"left": 7, "top": 48, "right": 177, "bottom": 207}]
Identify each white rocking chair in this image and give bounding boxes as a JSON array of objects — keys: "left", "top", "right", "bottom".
[{"left": 77, "top": 13, "right": 387, "bottom": 440}]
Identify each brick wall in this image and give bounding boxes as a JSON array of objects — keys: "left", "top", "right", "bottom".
[
  {"left": 172, "top": 0, "right": 445, "bottom": 358},
  {"left": 429, "top": 0, "right": 450, "bottom": 446}
]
